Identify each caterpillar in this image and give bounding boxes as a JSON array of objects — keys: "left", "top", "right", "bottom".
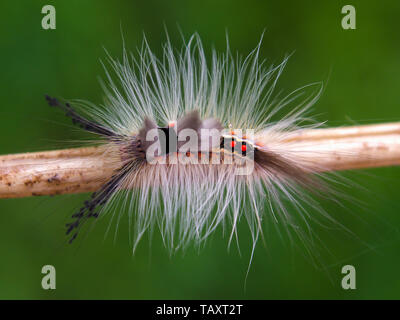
[{"left": 46, "top": 33, "right": 336, "bottom": 257}]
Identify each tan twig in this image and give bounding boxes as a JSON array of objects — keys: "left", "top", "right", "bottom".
[{"left": 1, "top": 122, "right": 400, "bottom": 199}]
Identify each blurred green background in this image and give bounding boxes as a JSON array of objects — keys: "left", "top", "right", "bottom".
[{"left": 0, "top": 0, "right": 400, "bottom": 299}]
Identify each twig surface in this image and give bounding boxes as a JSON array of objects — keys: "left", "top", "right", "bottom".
[{"left": 1, "top": 122, "right": 400, "bottom": 199}]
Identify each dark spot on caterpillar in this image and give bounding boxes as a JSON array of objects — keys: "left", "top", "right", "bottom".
[{"left": 158, "top": 126, "right": 176, "bottom": 156}]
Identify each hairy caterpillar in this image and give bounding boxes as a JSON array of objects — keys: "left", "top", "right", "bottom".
[{"left": 46, "top": 33, "right": 339, "bottom": 258}]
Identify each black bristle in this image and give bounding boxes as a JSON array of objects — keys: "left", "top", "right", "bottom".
[
  {"left": 65, "top": 160, "right": 140, "bottom": 244},
  {"left": 45, "top": 95, "right": 119, "bottom": 138}
]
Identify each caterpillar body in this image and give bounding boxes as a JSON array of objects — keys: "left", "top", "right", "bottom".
[{"left": 46, "top": 34, "right": 334, "bottom": 257}]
